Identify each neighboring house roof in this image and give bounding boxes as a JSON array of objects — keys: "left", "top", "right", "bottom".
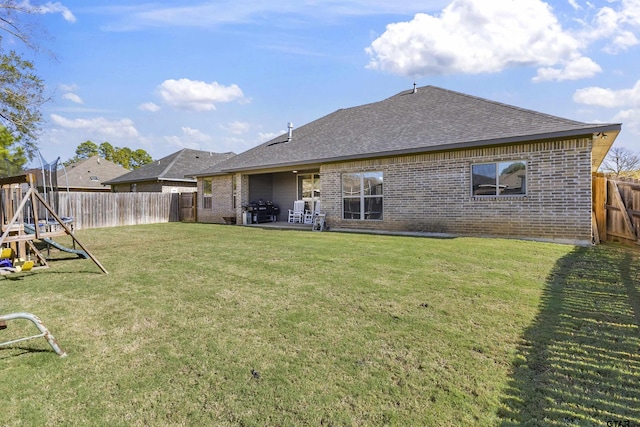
[
  {"left": 103, "top": 149, "right": 236, "bottom": 185},
  {"left": 60, "top": 156, "right": 131, "bottom": 190},
  {"left": 196, "top": 85, "right": 620, "bottom": 176}
]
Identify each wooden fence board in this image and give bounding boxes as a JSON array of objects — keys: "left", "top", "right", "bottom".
[
  {"left": 56, "top": 192, "right": 181, "bottom": 230},
  {"left": 180, "top": 193, "right": 196, "bottom": 222},
  {"left": 592, "top": 173, "right": 607, "bottom": 242},
  {"left": 603, "top": 177, "right": 640, "bottom": 245}
]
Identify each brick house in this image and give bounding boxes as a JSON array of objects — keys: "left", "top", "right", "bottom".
[
  {"left": 103, "top": 149, "right": 235, "bottom": 193},
  {"left": 193, "top": 86, "right": 621, "bottom": 245}
]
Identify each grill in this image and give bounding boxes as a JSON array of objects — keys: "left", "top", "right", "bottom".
[{"left": 244, "top": 201, "right": 279, "bottom": 223}]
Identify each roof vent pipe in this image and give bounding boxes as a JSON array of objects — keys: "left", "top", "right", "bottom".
[
  {"left": 287, "top": 122, "right": 293, "bottom": 142},
  {"left": 413, "top": 82, "right": 417, "bottom": 94}
]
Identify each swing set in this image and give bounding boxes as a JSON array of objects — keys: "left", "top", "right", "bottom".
[
  {"left": 1, "top": 172, "right": 107, "bottom": 357},
  {"left": 0, "top": 173, "right": 107, "bottom": 273}
]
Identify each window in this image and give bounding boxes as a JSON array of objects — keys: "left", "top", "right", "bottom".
[
  {"left": 298, "top": 173, "right": 320, "bottom": 214},
  {"left": 472, "top": 161, "right": 527, "bottom": 196},
  {"left": 342, "top": 172, "right": 383, "bottom": 220},
  {"left": 232, "top": 175, "right": 237, "bottom": 209},
  {"left": 202, "top": 178, "right": 212, "bottom": 209}
]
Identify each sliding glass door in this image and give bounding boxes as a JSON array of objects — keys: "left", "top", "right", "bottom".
[{"left": 297, "top": 173, "right": 320, "bottom": 213}]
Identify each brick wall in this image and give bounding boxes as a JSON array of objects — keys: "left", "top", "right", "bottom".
[
  {"left": 321, "top": 138, "right": 593, "bottom": 244},
  {"left": 197, "top": 175, "right": 235, "bottom": 223}
]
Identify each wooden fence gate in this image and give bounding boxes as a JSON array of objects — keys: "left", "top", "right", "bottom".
[
  {"left": 593, "top": 173, "right": 640, "bottom": 245},
  {"left": 180, "top": 192, "right": 197, "bottom": 222}
]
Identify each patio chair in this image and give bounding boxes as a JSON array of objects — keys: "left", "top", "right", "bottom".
[
  {"left": 312, "top": 213, "right": 326, "bottom": 231},
  {"left": 288, "top": 200, "right": 305, "bottom": 223},
  {"left": 304, "top": 201, "right": 321, "bottom": 224}
]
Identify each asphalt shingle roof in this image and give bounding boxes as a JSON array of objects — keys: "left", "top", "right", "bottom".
[
  {"left": 62, "top": 156, "right": 130, "bottom": 190},
  {"left": 103, "top": 149, "right": 236, "bottom": 185},
  {"left": 199, "top": 85, "right": 620, "bottom": 175}
]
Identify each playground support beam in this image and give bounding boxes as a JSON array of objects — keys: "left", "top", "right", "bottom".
[
  {"left": 30, "top": 189, "right": 108, "bottom": 274},
  {"left": 0, "top": 312, "right": 67, "bottom": 357}
]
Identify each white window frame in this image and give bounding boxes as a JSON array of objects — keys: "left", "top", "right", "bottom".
[
  {"left": 202, "top": 178, "right": 212, "bottom": 209},
  {"left": 342, "top": 171, "right": 383, "bottom": 220}
]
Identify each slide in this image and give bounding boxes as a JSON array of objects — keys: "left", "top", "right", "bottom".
[{"left": 23, "top": 224, "right": 89, "bottom": 259}]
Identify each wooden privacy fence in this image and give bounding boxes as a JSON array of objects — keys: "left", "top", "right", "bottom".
[
  {"left": 53, "top": 192, "right": 182, "bottom": 230},
  {"left": 593, "top": 173, "right": 640, "bottom": 245}
]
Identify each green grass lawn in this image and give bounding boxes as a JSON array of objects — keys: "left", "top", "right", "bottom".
[{"left": 1, "top": 223, "right": 638, "bottom": 426}]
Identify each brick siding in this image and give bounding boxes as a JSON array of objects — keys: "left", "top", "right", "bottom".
[
  {"left": 321, "top": 138, "right": 593, "bottom": 244},
  {"left": 197, "top": 175, "right": 235, "bottom": 223},
  {"left": 200, "top": 137, "right": 593, "bottom": 244}
]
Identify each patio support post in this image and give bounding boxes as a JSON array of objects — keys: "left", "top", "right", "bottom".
[{"left": 237, "top": 173, "right": 250, "bottom": 223}]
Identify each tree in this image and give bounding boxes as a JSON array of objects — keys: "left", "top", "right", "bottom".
[
  {"left": 0, "top": 125, "right": 26, "bottom": 176},
  {"left": 65, "top": 141, "right": 153, "bottom": 170},
  {"left": 0, "top": 48, "right": 45, "bottom": 158},
  {"left": 99, "top": 142, "right": 116, "bottom": 161},
  {"left": 0, "top": 2, "right": 51, "bottom": 159},
  {"left": 112, "top": 147, "right": 131, "bottom": 169},
  {"left": 131, "top": 149, "right": 152, "bottom": 169},
  {"left": 75, "top": 140, "right": 99, "bottom": 159},
  {"left": 600, "top": 147, "right": 640, "bottom": 178}
]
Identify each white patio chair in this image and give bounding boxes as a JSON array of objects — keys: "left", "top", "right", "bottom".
[
  {"left": 288, "top": 200, "right": 305, "bottom": 223},
  {"left": 312, "top": 213, "right": 326, "bottom": 231},
  {"left": 304, "top": 201, "right": 321, "bottom": 224}
]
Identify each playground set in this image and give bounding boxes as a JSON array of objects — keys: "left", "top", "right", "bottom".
[
  {"left": 0, "top": 172, "right": 107, "bottom": 274},
  {"left": 1, "top": 158, "right": 108, "bottom": 356}
]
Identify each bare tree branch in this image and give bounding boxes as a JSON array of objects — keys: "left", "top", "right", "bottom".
[{"left": 600, "top": 147, "right": 640, "bottom": 178}]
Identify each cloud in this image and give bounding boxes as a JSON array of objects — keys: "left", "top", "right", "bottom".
[
  {"left": 138, "top": 102, "right": 161, "bottom": 112},
  {"left": 24, "top": 1, "right": 77, "bottom": 22},
  {"left": 571, "top": 1, "right": 640, "bottom": 52},
  {"left": 157, "top": 79, "right": 245, "bottom": 111},
  {"left": 62, "top": 92, "right": 84, "bottom": 104},
  {"left": 223, "top": 121, "right": 250, "bottom": 135},
  {"left": 58, "top": 83, "right": 78, "bottom": 92},
  {"left": 573, "top": 80, "right": 640, "bottom": 108},
  {"left": 533, "top": 56, "right": 602, "bottom": 82},
  {"left": 258, "top": 132, "right": 280, "bottom": 142},
  {"left": 613, "top": 108, "right": 640, "bottom": 134},
  {"left": 573, "top": 80, "right": 640, "bottom": 137},
  {"left": 181, "top": 127, "right": 212, "bottom": 142},
  {"left": 50, "top": 114, "right": 140, "bottom": 139},
  {"left": 365, "top": 0, "right": 583, "bottom": 79},
  {"left": 163, "top": 127, "right": 212, "bottom": 150},
  {"left": 163, "top": 135, "right": 200, "bottom": 150}
]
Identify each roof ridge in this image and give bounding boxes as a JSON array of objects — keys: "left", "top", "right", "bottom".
[
  {"left": 65, "top": 155, "right": 104, "bottom": 169},
  {"left": 156, "top": 149, "right": 187, "bottom": 179}
]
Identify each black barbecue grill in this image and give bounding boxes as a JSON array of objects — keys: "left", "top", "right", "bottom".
[{"left": 244, "top": 201, "right": 279, "bottom": 223}]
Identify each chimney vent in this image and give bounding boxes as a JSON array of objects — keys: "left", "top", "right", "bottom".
[
  {"left": 413, "top": 82, "right": 417, "bottom": 94},
  {"left": 287, "top": 122, "right": 293, "bottom": 142}
]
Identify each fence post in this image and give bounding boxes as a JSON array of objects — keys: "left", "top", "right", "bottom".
[{"left": 592, "top": 172, "right": 607, "bottom": 242}]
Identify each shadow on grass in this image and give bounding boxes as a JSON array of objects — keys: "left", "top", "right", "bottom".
[
  {"left": 499, "top": 245, "right": 640, "bottom": 426},
  {"left": 0, "top": 346, "right": 52, "bottom": 359}
]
